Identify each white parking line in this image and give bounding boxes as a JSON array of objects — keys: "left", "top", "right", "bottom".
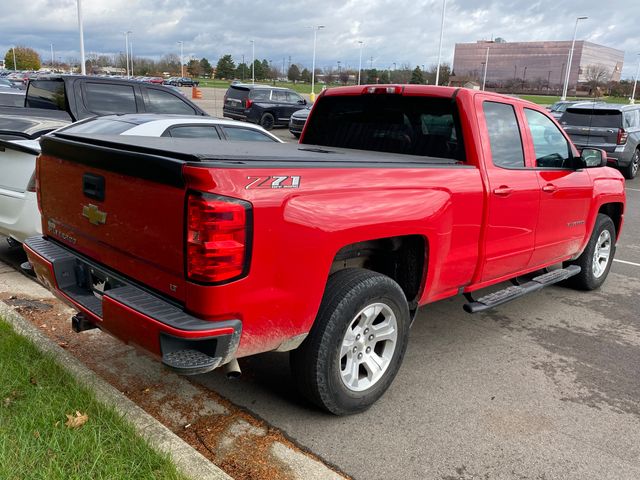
[
  {"left": 614, "top": 259, "right": 640, "bottom": 267},
  {"left": 625, "top": 187, "right": 640, "bottom": 192}
]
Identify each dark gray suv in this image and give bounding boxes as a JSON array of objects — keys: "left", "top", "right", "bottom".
[
  {"left": 223, "top": 84, "right": 307, "bottom": 130},
  {"left": 560, "top": 103, "right": 640, "bottom": 179}
]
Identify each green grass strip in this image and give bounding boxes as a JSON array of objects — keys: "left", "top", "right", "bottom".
[{"left": 0, "top": 319, "right": 187, "bottom": 480}]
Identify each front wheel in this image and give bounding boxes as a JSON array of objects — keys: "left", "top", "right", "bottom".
[
  {"left": 290, "top": 268, "right": 410, "bottom": 415},
  {"left": 563, "top": 213, "right": 616, "bottom": 290},
  {"left": 622, "top": 149, "right": 639, "bottom": 180}
]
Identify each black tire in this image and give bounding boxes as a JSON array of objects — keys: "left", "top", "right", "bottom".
[
  {"left": 290, "top": 268, "right": 410, "bottom": 415},
  {"left": 177, "top": 82, "right": 183, "bottom": 87},
  {"left": 563, "top": 214, "right": 616, "bottom": 290},
  {"left": 260, "top": 112, "right": 275, "bottom": 130},
  {"left": 292, "top": 132, "right": 301, "bottom": 139},
  {"left": 622, "top": 149, "right": 639, "bottom": 180}
]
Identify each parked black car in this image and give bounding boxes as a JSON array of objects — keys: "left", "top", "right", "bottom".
[
  {"left": 168, "top": 77, "right": 199, "bottom": 87},
  {"left": 289, "top": 107, "right": 311, "bottom": 138},
  {"left": 223, "top": 83, "right": 308, "bottom": 130},
  {"left": 560, "top": 103, "right": 640, "bottom": 179}
]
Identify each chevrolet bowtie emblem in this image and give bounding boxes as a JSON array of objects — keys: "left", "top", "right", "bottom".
[{"left": 82, "top": 204, "right": 107, "bottom": 225}]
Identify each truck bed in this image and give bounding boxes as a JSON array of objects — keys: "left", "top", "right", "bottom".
[{"left": 43, "top": 132, "right": 468, "bottom": 177}]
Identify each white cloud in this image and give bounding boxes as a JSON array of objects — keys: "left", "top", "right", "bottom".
[{"left": 1, "top": 0, "right": 638, "bottom": 78}]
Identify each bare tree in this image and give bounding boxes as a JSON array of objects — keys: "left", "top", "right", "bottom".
[{"left": 585, "top": 64, "right": 610, "bottom": 97}]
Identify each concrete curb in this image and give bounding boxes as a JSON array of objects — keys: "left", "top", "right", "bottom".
[{"left": 0, "top": 301, "right": 232, "bottom": 480}]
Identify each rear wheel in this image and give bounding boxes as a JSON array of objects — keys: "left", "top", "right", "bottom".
[
  {"left": 563, "top": 214, "right": 616, "bottom": 290},
  {"left": 290, "top": 268, "right": 410, "bottom": 415},
  {"left": 260, "top": 113, "right": 275, "bottom": 130},
  {"left": 622, "top": 149, "right": 639, "bottom": 180}
]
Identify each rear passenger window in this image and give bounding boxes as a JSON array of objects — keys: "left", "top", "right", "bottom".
[
  {"left": 272, "top": 90, "right": 287, "bottom": 102},
  {"left": 165, "top": 126, "right": 221, "bottom": 139},
  {"left": 146, "top": 89, "right": 195, "bottom": 114},
  {"left": 483, "top": 101, "right": 525, "bottom": 168},
  {"left": 85, "top": 83, "right": 137, "bottom": 115},
  {"left": 623, "top": 110, "right": 639, "bottom": 129},
  {"left": 222, "top": 127, "right": 275, "bottom": 142},
  {"left": 524, "top": 109, "right": 572, "bottom": 168}
]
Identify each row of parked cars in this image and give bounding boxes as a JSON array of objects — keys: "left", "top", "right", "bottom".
[
  {"left": 548, "top": 100, "right": 640, "bottom": 179},
  {"left": 0, "top": 75, "right": 282, "bottom": 246}
]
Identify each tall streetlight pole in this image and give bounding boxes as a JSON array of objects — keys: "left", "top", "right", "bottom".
[
  {"left": 435, "top": 0, "right": 447, "bottom": 86},
  {"left": 129, "top": 40, "right": 134, "bottom": 76},
  {"left": 311, "top": 25, "right": 325, "bottom": 101},
  {"left": 630, "top": 54, "right": 640, "bottom": 104},
  {"left": 124, "top": 31, "right": 131, "bottom": 77},
  {"left": 561, "top": 16, "right": 587, "bottom": 100},
  {"left": 77, "top": 0, "right": 86, "bottom": 74},
  {"left": 250, "top": 40, "right": 255, "bottom": 84},
  {"left": 481, "top": 46, "right": 489, "bottom": 91},
  {"left": 50, "top": 44, "right": 55, "bottom": 70},
  {"left": 178, "top": 41, "right": 184, "bottom": 77},
  {"left": 357, "top": 41, "right": 364, "bottom": 85}
]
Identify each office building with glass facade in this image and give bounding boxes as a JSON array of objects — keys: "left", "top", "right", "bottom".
[{"left": 453, "top": 40, "right": 624, "bottom": 90}]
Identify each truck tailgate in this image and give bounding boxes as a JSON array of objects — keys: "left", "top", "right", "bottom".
[{"left": 37, "top": 134, "right": 187, "bottom": 302}]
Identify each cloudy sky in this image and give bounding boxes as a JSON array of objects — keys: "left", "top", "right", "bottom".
[{"left": 1, "top": 0, "right": 639, "bottom": 78}]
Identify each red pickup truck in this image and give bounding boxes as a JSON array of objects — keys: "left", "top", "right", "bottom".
[{"left": 25, "top": 85, "right": 625, "bottom": 415}]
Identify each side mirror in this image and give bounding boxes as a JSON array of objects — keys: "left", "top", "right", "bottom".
[
  {"left": 580, "top": 148, "right": 608, "bottom": 168},
  {"left": 298, "top": 99, "right": 307, "bottom": 105}
]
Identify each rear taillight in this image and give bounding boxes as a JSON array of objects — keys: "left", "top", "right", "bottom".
[
  {"left": 26, "top": 172, "right": 36, "bottom": 192},
  {"left": 244, "top": 98, "right": 253, "bottom": 108},
  {"left": 617, "top": 128, "right": 628, "bottom": 145},
  {"left": 186, "top": 192, "right": 251, "bottom": 284}
]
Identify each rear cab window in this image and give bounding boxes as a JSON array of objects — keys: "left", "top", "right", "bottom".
[
  {"left": 301, "top": 94, "right": 465, "bottom": 160},
  {"left": 25, "top": 79, "right": 66, "bottom": 110}
]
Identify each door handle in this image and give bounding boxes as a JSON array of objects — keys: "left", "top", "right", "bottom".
[
  {"left": 542, "top": 184, "right": 558, "bottom": 193},
  {"left": 493, "top": 186, "right": 513, "bottom": 196}
]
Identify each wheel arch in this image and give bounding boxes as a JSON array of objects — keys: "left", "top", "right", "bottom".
[
  {"left": 329, "top": 235, "right": 428, "bottom": 314},
  {"left": 598, "top": 202, "right": 624, "bottom": 241}
]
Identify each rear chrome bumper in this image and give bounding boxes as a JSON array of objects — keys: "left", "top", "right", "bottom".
[{"left": 23, "top": 236, "right": 241, "bottom": 373}]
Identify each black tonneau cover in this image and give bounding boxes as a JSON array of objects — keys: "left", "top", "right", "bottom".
[{"left": 40, "top": 132, "right": 467, "bottom": 188}]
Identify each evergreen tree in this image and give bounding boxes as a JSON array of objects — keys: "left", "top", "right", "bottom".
[
  {"left": 288, "top": 64, "right": 301, "bottom": 83},
  {"left": 300, "top": 68, "right": 311, "bottom": 83},
  {"left": 215, "top": 54, "right": 236, "bottom": 79},
  {"left": 366, "top": 69, "right": 378, "bottom": 84},
  {"left": 235, "top": 63, "right": 249, "bottom": 81},
  {"left": 199, "top": 58, "right": 213, "bottom": 77},
  {"left": 260, "top": 59, "right": 269, "bottom": 80},
  {"left": 409, "top": 66, "right": 425, "bottom": 84}
]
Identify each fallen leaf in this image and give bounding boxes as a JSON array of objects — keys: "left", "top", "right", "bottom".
[
  {"left": 65, "top": 411, "right": 89, "bottom": 429},
  {"left": 30, "top": 377, "right": 38, "bottom": 385},
  {"left": 33, "top": 431, "right": 41, "bottom": 439}
]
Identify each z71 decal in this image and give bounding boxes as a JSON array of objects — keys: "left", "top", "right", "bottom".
[{"left": 245, "top": 175, "right": 301, "bottom": 189}]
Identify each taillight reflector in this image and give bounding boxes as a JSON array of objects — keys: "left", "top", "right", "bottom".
[
  {"left": 363, "top": 85, "right": 403, "bottom": 95},
  {"left": 244, "top": 98, "right": 253, "bottom": 108},
  {"left": 186, "top": 193, "right": 251, "bottom": 284},
  {"left": 617, "top": 128, "right": 628, "bottom": 145}
]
